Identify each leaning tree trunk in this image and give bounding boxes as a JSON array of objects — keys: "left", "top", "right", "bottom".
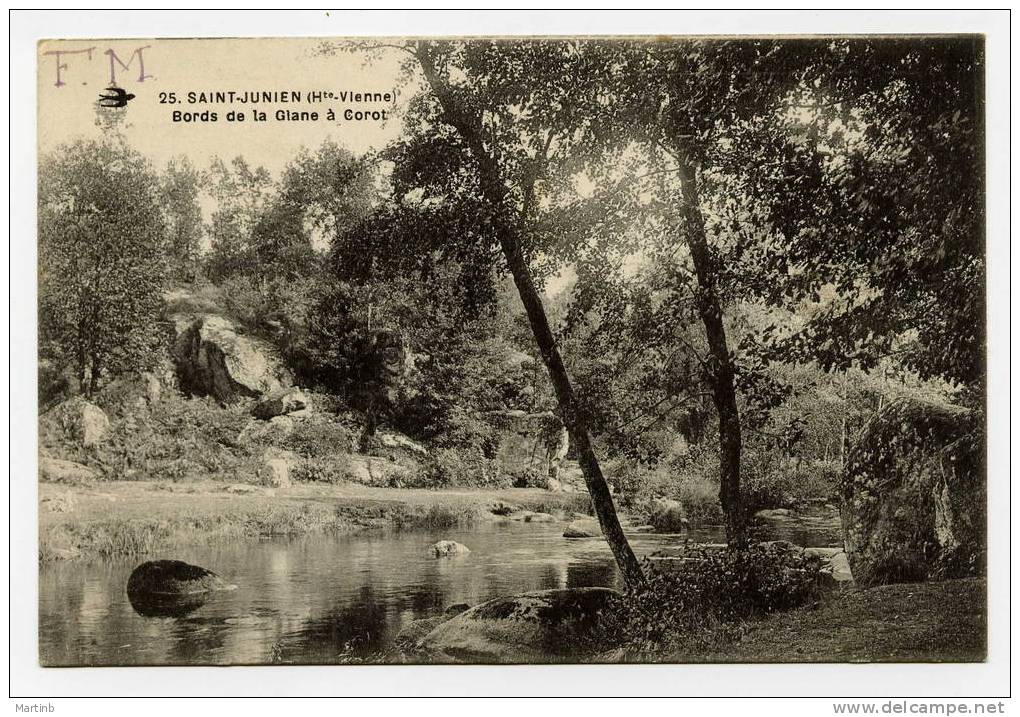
[
  {"left": 417, "top": 46, "right": 646, "bottom": 586},
  {"left": 677, "top": 156, "right": 746, "bottom": 546}
]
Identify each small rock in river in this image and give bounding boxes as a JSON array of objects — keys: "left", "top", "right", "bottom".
[{"left": 427, "top": 540, "right": 471, "bottom": 557}]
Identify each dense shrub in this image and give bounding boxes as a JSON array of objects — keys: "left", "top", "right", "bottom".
[
  {"left": 290, "top": 456, "right": 355, "bottom": 485},
  {"left": 606, "top": 450, "right": 724, "bottom": 528},
  {"left": 413, "top": 448, "right": 512, "bottom": 490},
  {"left": 40, "top": 393, "right": 260, "bottom": 483},
  {"left": 597, "top": 543, "right": 824, "bottom": 654},
  {"left": 506, "top": 464, "right": 549, "bottom": 489},
  {"left": 270, "top": 418, "right": 358, "bottom": 459}
]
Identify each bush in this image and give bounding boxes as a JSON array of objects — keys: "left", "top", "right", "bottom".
[
  {"left": 40, "top": 393, "right": 263, "bottom": 483},
  {"left": 744, "top": 457, "right": 841, "bottom": 515},
  {"left": 605, "top": 450, "right": 724, "bottom": 528},
  {"left": 272, "top": 417, "right": 358, "bottom": 458},
  {"left": 412, "top": 448, "right": 512, "bottom": 490},
  {"left": 597, "top": 543, "right": 825, "bottom": 654},
  {"left": 390, "top": 503, "right": 483, "bottom": 530},
  {"left": 290, "top": 456, "right": 355, "bottom": 485},
  {"left": 506, "top": 464, "right": 549, "bottom": 489}
]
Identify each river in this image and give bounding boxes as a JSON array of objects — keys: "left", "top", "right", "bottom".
[{"left": 39, "top": 509, "right": 841, "bottom": 665}]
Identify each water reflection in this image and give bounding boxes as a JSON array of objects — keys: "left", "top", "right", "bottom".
[
  {"left": 39, "top": 512, "right": 841, "bottom": 666},
  {"left": 127, "top": 589, "right": 208, "bottom": 618}
]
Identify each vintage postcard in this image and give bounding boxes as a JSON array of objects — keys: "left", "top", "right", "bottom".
[{"left": 35, "top": 33, "right": 987, "bottom": 669}]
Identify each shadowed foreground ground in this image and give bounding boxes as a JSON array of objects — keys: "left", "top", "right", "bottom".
[{"left": 667, "top": 578, "right": 986, "bottom": 663}]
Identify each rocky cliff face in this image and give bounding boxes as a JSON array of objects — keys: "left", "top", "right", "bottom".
[{"left": 487, "top": 410, "right": 570, "bottom": 488}]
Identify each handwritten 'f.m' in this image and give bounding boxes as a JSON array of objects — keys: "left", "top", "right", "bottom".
[{"left": 42, "top": 45, "right": 153, "bottom": 87}]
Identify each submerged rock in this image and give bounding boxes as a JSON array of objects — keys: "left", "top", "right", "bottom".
[
  {"left": 563, "top": 519, "right": 600, "bottom": 538},
  {"left": 524, "top": 512, "right": 556, "bottom": 523},
  {"left": 427, "top": 540, "right": 471, "bottom": 558},
  {"left": 418, "top": 587, "right": 621, "bottom": 663},
  {"left": 127, "top": 560, "right": 235, "bottom": 617}
]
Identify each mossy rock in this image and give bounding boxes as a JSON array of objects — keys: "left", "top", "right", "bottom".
[
  {"left": 417, "top": 588, "right": 620, "bottom": 663},
  {"left": 840, "top": 398, "right": 984, "bottom": 587}
]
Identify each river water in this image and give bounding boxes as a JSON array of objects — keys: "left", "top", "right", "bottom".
[{"left": 39, "top": 511, "right": 841, "bottom": 666}]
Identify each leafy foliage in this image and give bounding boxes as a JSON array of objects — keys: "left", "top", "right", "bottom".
[
  {"left": 597, "top": 545, "right": 825, "bottom": 653},
  {"left": 161, "top": 156, "right": 204, "bottom": 283},
  {"left": 39, "top": 138, "right": 169, "bottom": 395}
]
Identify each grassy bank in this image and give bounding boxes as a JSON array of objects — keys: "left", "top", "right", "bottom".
[
  {"left": 38, "top": 480, "right": 594, "bottom": 562},
  {"left": 619, "top": 577, "right": 986, "bottom": 663}
]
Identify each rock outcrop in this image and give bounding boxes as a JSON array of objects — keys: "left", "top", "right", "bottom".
[
  {"left": 171, "top": 313, "right": 290, "bottom": 404},
  {"left": 417, "top": 588, "right": 621, "bottom": 663},
  {"left": 378, "top": 431, "right": 428, "bottom": 456},
  {"left": 840, "top": 398, "right": 984, "bottom": 587},
  {"left": 260, "top": 448, "right": 299, "bottom": 488},
  {"left": 486, "top": 410, "right": 570, "bottom": 488},
  {"left": 41, "top": 397, "right": 110, "bottom": 448}
]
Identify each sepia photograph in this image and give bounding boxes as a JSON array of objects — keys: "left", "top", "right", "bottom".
[{"left": 12, "top": 10, "right": 1009, "bottom": 703}]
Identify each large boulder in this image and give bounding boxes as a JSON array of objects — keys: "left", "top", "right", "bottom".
[
  {"left": 172, "top": 314, "right": 290, "bottom": 404},
  {"left": 252, "top": 387, "right": 308, "bottom": 420},
  {"left": 42, "top": 397, "right": 110, "bottom": 447},
  {"left": 840, "top": 398, "right": 984, "bottom": 587},
  {"left": 127, "top": 559, "right": 234, "bottom": 596},
  {"left": 378, "top": 431, "right": 428, "bottom": 456},
  {"left": 418, "top": 588, "right": 621, "bottom": 663},
  {"left": 260, "top": 448, "right": 299, "bottom": 488},
  {"left": 126, "top": 560, "right": 235, "bottom": 618},
  {"left": 395, "top": 604, "right": 473, "bottom": 650}
]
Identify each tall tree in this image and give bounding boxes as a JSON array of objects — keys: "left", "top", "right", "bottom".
[
  {"left": 161, "top": 156, "right": 204, "bottom": 283},
  {"left": 387, "top": 39, "right": 647, "bottom": 585},
  {"left": 204, "top": 156, "right": 274, "bottom": 283},
  {"left": 39, "top": 138, "right": 168, "bottom": 395}
]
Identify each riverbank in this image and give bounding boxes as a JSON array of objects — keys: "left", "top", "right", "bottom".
[
  {"left": 39, "top": 480, "right": 594, "bottom": 562},
  {"left": 625, "top": 577, "right": 986, "bottom": 663}
]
